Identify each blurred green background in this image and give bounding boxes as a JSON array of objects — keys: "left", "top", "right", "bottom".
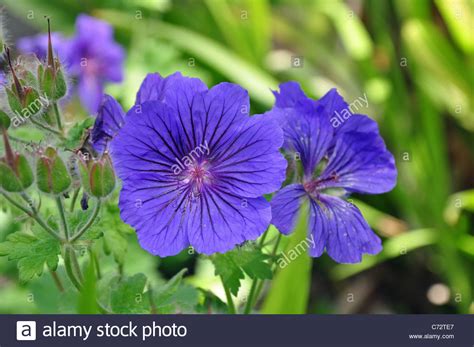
[{"left": 0, "top": 0, "right": 473, "bottom": 314}]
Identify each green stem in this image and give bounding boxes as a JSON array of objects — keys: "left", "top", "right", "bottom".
[
  {"left": 64, "top": 247, "right": 82, "bottom": 291},
  {"left": 251, "top": 233, "right": 283, "bottom": 311},
  {"left": 71, "top": 199, "right": 101, "bottom": 242},
  {"left": 90, "top": 249, "right": 102, "bottom": 280},
  {"left": 2, "top": 192, "right": 62, "bottom": 241},
  {"left": 50, "top": 270, "right": 65, "bottom": 293},
  {"left": 53, "top": 102, "right": 63, "bottom": 131},
  {"left": 70, "top": 187, "right": 81, "bottom": 212},
  {"left": 56, "top": 196, "right": 69, "bottom": 240},
  {"left": 70, "top": 248, "right": 84, "bottom": 283},
  {"left": 221, "top": 276, "right": 236, "bottom": 314},
  {"left": 244, "top": 279, "right": 259, "bottom": 314},
  {"left": 30, "top": 117, "right": 63, "bottom": 137},
  {"left": 244, "top": 228, "right": 271, "bottom": 314}
]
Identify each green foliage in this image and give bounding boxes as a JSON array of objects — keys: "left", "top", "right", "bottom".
[
  {"left": 262, "top": 207, "right": 311, "bottom": 314},
  {"left": 213, "top": 247, "right": 272, "bottom": 296},
  {"left": 101, "top": 269, "right": 195, "bottom": 314},
  {"left": 0, "top": 225, "right": 60, "bottom": 282},
  {"left": 110, "top": 273, "right": 148, "bottom": 313},
  {"left": 63, "top": 118, "right": 94, "bottom": 150}
]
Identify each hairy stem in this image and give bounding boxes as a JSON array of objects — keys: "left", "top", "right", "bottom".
[
  {"left": 53, "top": 102, "right": 63, "bottom": 132},
  {"left": 50, "top": 270, "right": 65, "bottom": 293},
  {"left": 70, "top": 187, "right": 81, "bottom": 212},
  {"left": 71, "top": 199, "right": 101, "bottom": 242},
  {"left": 2, "top": 192, "right": 62, "bottom": 241},
  {"left": 64, "top": 247, "right": 82, "bottom": 291},
  {"left": 30, "top": 117, "right": 63, "bottom": 138},
  {"left": 56, "top": 196, "right": 69, "bottom": 240}
]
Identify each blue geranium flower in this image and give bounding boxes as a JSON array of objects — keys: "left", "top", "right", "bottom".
[
  {"left": 268, "top": 82, "right": 397, "bottom": 263},
  {"left": 109, "top": 73, "right": 287, "bottom": 256},
  {"left": 91, "top": 94, "right": 125, "bottom": 154}
]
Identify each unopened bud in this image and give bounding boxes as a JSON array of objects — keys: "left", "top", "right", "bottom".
[
  {"left": 0, "top": 143, "right": 34, "bottom": 193},
  {"left": 38, "top": 18, "right": 67, "bottom": 101},
  {"left": 78, "top": 153, "right": 115, "bottom": 198},
  {"left": 36, "top": 147, "right": 71, "bottom": 194}
]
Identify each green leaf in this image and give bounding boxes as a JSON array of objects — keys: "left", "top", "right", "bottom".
[
  {"left": 213, "top": 247, "right": 272, "bottom": 296},
  {"left": 67, "top": 208, "right": 103, "bottom": 241},
  {"left": 63, "top": 118, "right": 94, "bottom": 150},
  {"left": 0, "top": 226, "right": 60, "bottom": 282},
  {"left": 110, "top": 273, "right": 149, "bottom": 314},
  {"left": 152, "top": 268, "right": 187, "bottom": 312},
  {"left": 262, "top": 205, "right": 312, "bottom": 314},
  {"left": 100, "top": 203, "right": 131, "bottom": 264}
]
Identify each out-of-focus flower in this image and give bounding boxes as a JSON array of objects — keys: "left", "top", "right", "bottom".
[
  {"left": 17, "top": 14, "right": 124, "bottom": 114},
  {"left": 110, "top": 73, "right": 287, "bottom": 256},
  {"left": 269, "top": 82, "right": 397, "bottom": 264},
  {"left": 67, "top": 15, "right": 124, "bottom": 114},
  {"left": 17, "top": 32, "right": 67, "bottom": 60}
]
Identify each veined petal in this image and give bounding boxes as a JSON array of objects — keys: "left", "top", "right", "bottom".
[
  {"left": 118, "top": 173, "right": 191, "bottom": 257},
  {"left": 309, "top": 194, "right": 382, "bottom": 263},
  {"left": 187, "top": 191, "right": 271, "bottom": 255},
  {"left": 279, "top": 103, "right": 334, "bottom": 177},
  {"left": 319, "top": 131, "right": 397, "bottom": 194},
  {"left": 211, "top": 113, "right": 287, "bottom": 198},
  {"left": 270, "top": 184, "right": 306, "bottom": 235},
  {"left": 111, "top": 101, "right": 183, "bottom": 181}
]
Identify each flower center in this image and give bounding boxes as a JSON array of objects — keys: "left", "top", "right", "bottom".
[
  {"left": 181, "top": 161, "right": 212, "bottom": 200},
  {"left": 303, "top": 172, "right": 339, "bottom": 198}
]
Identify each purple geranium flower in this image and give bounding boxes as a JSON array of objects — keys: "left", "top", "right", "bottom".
[
  {"left": 110, "top": 73, "right": 287, "bottom": 256},
  {"left": 67, "top": 15, "right": 124, "bottom": 114},
  {"left": 269, "top": 82, "right": 397, "bottom": 263},
  {"left": 17, "top": 32, "right": 67, "bottom": 60}
]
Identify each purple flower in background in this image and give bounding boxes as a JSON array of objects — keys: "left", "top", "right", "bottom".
[
  {"left": 269, "top": 82, "right": 397, "bottom": 263},
  {"left": 17, "top": 32, "right": 67, "bottom": 60},
  {"left": 17, "top": 14, "right": 124, "bottom": 114},
  {"left": 111, "top": 73, "right": 287, "bottom": 256},
  {"left": 67, "top": 15, "right": 124, "bottom": 114},
  {"left": 91, "top": 94, "right": 125, "bottom": 153}
]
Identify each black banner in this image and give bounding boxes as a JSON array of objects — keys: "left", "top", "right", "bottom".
[{"left": 0, "top": 314, "right": 472, "bottom": 346}]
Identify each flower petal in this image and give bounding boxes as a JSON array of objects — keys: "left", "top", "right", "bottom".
[
  {"left": 111, "top": 101, "right": 183, "bottom": 181},
  {"left": 78, "top": 76, "right": 104, "bottom": 114},
  {"left": 187, "top": 191, "right": 271, "bottom": 255},
  {"left": 309, "top": 194, "right": 382, "bottom": 263},
  {"left": 278, "top": 101, "right": 334, "bottom": 177},
  {"left": 270, "top": 184, "right": 306, "bottom": 235},
  {"left": 118, "top": 173, "right": 191, "bottom": 257},
  {"left": 272, "top": 81, "right": 307, "bottom": 108},
  {"left": 91, "top": 94, "right": 125, "bottom": 153},
  {"left": 211, "top": 113, "right": 287, "bottom": 198},
  {"left": 319, "top": 131, "right": 397, "bottom": 194}
]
